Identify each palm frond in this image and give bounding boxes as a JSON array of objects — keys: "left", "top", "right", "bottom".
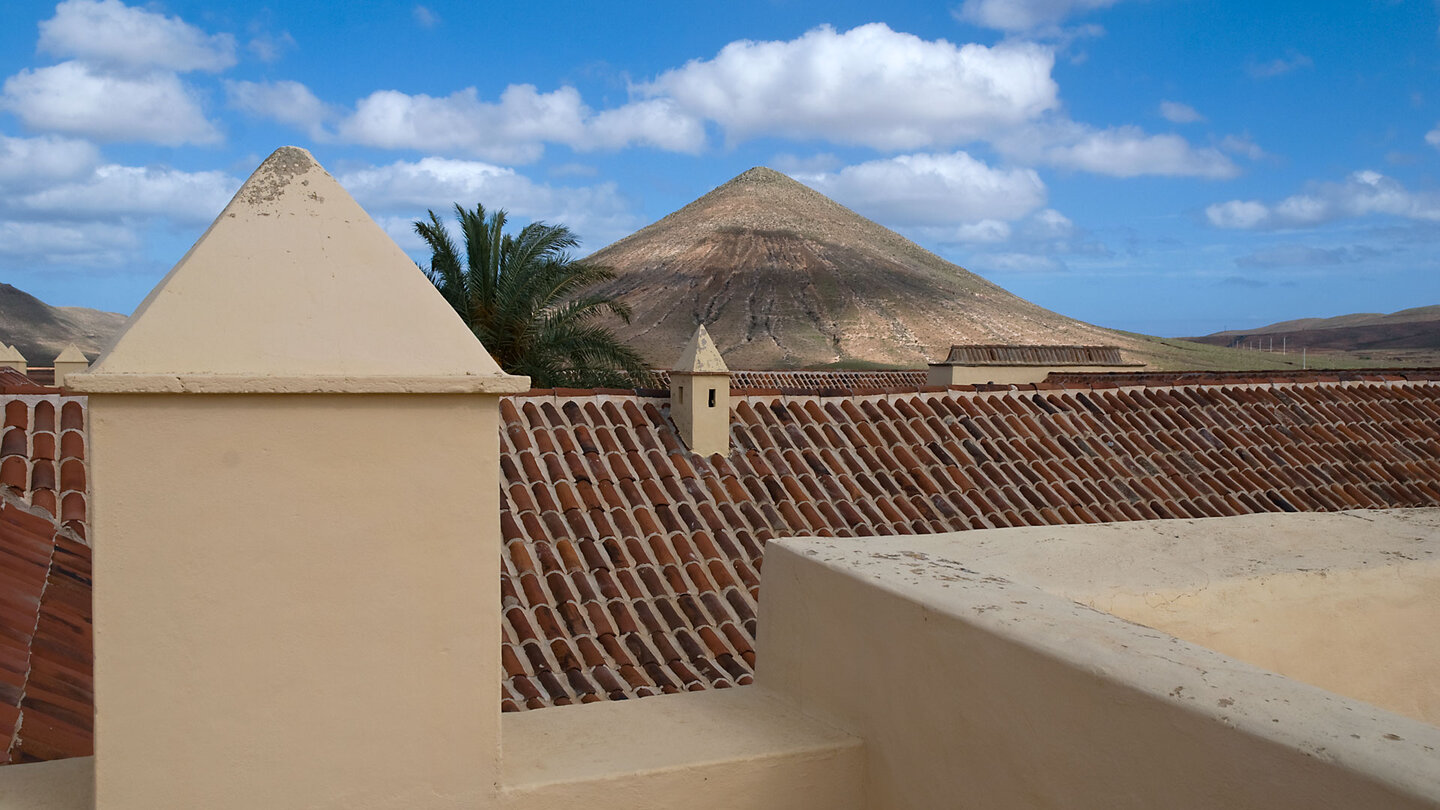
[{"left": 412, "top": 202, "right": 649, "bottom": 389}]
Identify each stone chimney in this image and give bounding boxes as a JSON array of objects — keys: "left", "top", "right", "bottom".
[
  {"left": 52, "top": 344, "right": 88, "bottom": 388},
  {"left": 68, "top": 147, "right": 528, "bottom": 809},
  {"left": 670, "top": 324, "right": 730, "bottom": 457},
  {"left": 0, "top": 344, "right": 26, "bottom": 374}
]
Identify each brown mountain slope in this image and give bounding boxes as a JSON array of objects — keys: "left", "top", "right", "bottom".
[
  {"left": 585, "top": 167, "right": 1142, "bottom": 369},
  {"left": 0, "top": 284, "right": 127, "bottom": 366}
]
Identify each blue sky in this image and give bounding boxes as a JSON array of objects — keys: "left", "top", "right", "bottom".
[{"left": 1, "top": 0, "right": 1437, "bottom": 337}]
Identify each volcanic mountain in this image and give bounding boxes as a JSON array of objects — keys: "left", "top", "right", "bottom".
[
  {"left": 586, "top": 167, "right": 1138, "bottom": 369},
  {"left": 0, "top": 284, "right": 126, "bottom": 366}
]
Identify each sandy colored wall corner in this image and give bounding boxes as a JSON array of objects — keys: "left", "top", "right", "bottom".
[{"left": 757, "top": 538, "right": 1440, "bottom": 810}]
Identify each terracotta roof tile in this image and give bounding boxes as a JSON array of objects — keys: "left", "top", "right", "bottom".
[{"left": 487, "top": 379, "right": 1440, "bottom": 710}]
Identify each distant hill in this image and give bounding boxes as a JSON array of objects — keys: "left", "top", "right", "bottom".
[
  {"left": 1187, "top": 306, "right": 1440, "bottom": 352},
  {"left": 584, "top": 167, "right": 1301, "bottom": 372},
  {"left": 586, "top": 167, "right": 1146, "bottom": 369},
  {"left": 0, "top": 284, "right": 126, "bottom": 366}
]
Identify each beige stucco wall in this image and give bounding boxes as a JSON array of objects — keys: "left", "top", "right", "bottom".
[
  {"left": 758, "top": 530, "right": 1440, "bottom": 809},
  {"left": 87, "top": 393, "right": 502, "bottom": 809},
  {"left": 501, "top": 686, "right": 863, "bottom": 809},
  {"left": 670, "top": 372, "right": 730, "bottom": 456},
  {"left": 927, "top": 363, "right": 1139, "bottom": 386}
]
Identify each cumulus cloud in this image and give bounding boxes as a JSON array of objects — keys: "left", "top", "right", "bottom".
[
  {"left": 797, "top": 151, "right": 1047, "bottom": 225},
  {"left": 14, "top": 164, "right": 239, "bottom": 224},
  {"left": 0, "top": 135, "right": 100, "bottom": 189},
  {"left": 1205, "top": 199, "right": 1269, "bottom": 229},
  {"left": 1206, "top": 170, "right": 1440, "bottom": 229},
  {"left": 336, "top": 158, "right": 642, "bottom": 251},
  {"left": 38, "top": 0, "right": 236, "bottom": 73},
  {"left": 1247, "top": 52, "right": 1312, "bottom": 79},
  {"left": 1, "top": 61, "right": 221, "bottom": 145},
  {"left": 1003, "top": 122, "right": 1237, "bottom": 178},
  {"left": 413, "top": 6, "right": 440, "bottom": 28},
  {"left": 225, "top": 80, "right": 332, "bottom": 138},
  {"left": 954, "top": 0, "right": 1124, "bottom": 32},
  {"left": 0, "top": 220, "right": 139, "bottom": 266},
  {"left": 1427, "top": 123, "right": 1440, "bottom": 149},
  {"left": 640, "top": 24, "right": 1058, "bottom": 150},
  {"left": 1219, "top": 134, "right": 1265, "bottom": 160},
  {"left": 1233, "top": 244, "right": 1383, "bottom": 269},
  {"left": 1159, "top": 100, "right": 1204, "bottom": 123},
  {"left": 330, "top": 84, "right": 703, "bottom": 163},
  {"left": 247, "top": 31, "right": 296, "bottom": 63},
  {"left": 0, "top": 146, "right": 242, "bottom": 269}
]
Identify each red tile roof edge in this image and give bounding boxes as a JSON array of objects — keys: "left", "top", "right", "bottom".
[
  {"left": 0, "top": 488, "right": 91, "bottom": 764},
  {"left": 512, "top": 368, "right": 1440, "bottom": 399}
]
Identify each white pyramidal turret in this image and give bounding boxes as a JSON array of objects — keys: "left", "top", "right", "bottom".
[
  {"left": 72, "top": 146, "right": 524, "bottom": 393},
  {"left": 670, "top": 324, "right": 731, "bottom": 456},
  {"left": 52, "top": 343, "right": 88, "bottom": 388},
  {"left": 0, "top": 344, "right": 26, "bottom": 374},
  {"left": 69, "top": 147, "right": 523, "bottom": 808}
]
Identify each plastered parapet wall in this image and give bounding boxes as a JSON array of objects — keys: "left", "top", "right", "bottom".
[{"left": 757, "top": 512, "right": 1440, "bottom": 809}]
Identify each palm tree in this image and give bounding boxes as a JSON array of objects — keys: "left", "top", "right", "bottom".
[{"left": 414, "top": 203, "right": 651, "bottom": 389}]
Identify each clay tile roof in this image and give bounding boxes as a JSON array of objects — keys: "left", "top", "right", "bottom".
[
  {"left": 942, "top": 344, "right": 1128, "bottom": 366},
  {"left": 0, "top": 489, "right": 91, "bottom": 763},
  {"left": 494, "top": 378, "right": 1440, "bottom": 711},
  {"left": 649, "top": 369, "right": 929, "bottom": 391}
]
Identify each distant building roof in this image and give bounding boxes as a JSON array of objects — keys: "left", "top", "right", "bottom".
[
  {"left": 648, "top": 369, "right": 930, "bottom": 391},
  {"left": 941, "top": 344, "right": 1130, "bottom": 366}
]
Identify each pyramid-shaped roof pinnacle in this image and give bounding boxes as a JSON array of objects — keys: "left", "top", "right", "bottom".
[
  {"left": 71, "top": 147, "right": 526, "bottom": 394},
  {"left": 672, "top": 324, "right": 728, "bottom": 374}
]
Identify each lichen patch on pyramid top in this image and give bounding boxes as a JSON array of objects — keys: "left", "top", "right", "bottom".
[{"left": 74, "top": 147, "right": 526, "bottom": 393}]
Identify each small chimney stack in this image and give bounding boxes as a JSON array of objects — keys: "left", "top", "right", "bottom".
[
  {"left": 52, "top": 344, "right": 89, "bottom": 388},
  {"left": 670, "top": 325, "right": 730, "bottom": 457}
]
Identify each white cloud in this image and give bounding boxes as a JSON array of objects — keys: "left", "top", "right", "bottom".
[
  {"left": 247, "top": 31, "right": 296, "bottom": 63},
  {"left": 973, "top": 251, "right": 1065, "bottom": 271},
  {"left": 413, "top": 6, "right": 440, "bottom": 28},
  {"left": 1219, "top": 134, "right": 1265, "bottom": 160},
  {"left": 1247, "top": 52, "right": 1312, "bottom": 79},
  {"left": 1, "top": 61, "right": 221, "bottom": 145},
  {"left": 586, "top": 99, "right": 706, "bottom": 152},
  {"left": 1006, "top": 122, "right": 1237, "bottom": 178},
  {"left": 1206, "top": 170, "right": 1440, "bottom": 229},
  {"left": 1159, "top": 100, "right": 1204, "bottom": 123},
  {"left": 0, "top": 135, "right": 100, "bottom": 189},
  {"left": 919, "top": 219, "right": 1013, "bottom": 244},
  {"left": 641, "top": 24, "right": 1058, "bottom": 150},
  {"left": 0, "top": 220, "right": 139, "bottom": 266},
  {"left": 336, "top": 158, "right": 641, "bottom": 251},
  {"left": 797, "top": 151, "right": 1047, "bottom": 226},
  {"left": 38, "top": 0, "right": 236, "bottom": 73},
  {"left": 1023, "top": 208, "right": 1075, "bottom": 238},
  {"left": 1426, "top": 123, "right": 1440, "bottom": 149},
  {"left": 954, "top": 0, "right": 1124, "bottom": 32},
  {"left": 226, "top": 80, "right": 332, "bottom": 138},
  {"left": 1205, "top": 200, "right": 1269, "bottom": 229},
  {"left": 15, "top": 164, "right": 239, "bottom": 224}
]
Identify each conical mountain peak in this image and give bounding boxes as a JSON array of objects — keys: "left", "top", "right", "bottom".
[{"left": 587, "top": 168, "right": 1135, "bottom": 369}]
